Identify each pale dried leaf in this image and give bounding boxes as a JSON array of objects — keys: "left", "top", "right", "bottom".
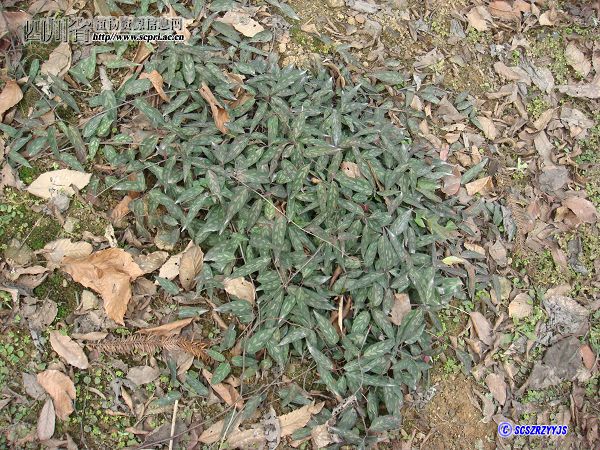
[
  {"left": 465, "top": 176, "right": 493, "bottom": 196},
  {"left": 470, "top": 311, "right": 493, "bottom": 346},
  {"left": 279, "top": 402, "right": 324, "bottom": 437},
  {"left": 202, "top": 368, "right": 243, "bottom": 407},
  {"left": 508, "top": 293, "right": 533, "bottom": 319},
  {"left": 340, "top": 162, "right": 361, "bottom": 179},
  {"left": 493, "top": 62, "right": 531, "bottom": 85},
  {"left": 0, "top": 80, "right": 23, "bottom": 118},
  {"left": 485, "top": 373, "right": 507, "bottom": 405},
  {"left": 565, "top": 42, "right": 591, "bottom": 77},
  {"left": 477, "top": 116, "right": 497, "bottom": 140},
  {"left": 199, "top": 419, "right": 225, "bottom": 445},
  {"left": 390, "top": 293, "right": 411, "bottom": 326},
  {"left": 489, "top": 1, "right": 521, "bottom": 20},
  {"left": 199, "top": 83, "right": 229, "bottom": 134},
  {"left": 37, "top": 370, "right": 76, "bottom": 420},
  {"left": 179, "top": 243, "right": 204, "bottom": 291},
  {"left": 158, "top": 253, "right": 182, "bottom": 280},
  {"left": 466, "top": 6, "right": 492, "bottom": 31},
  {"left": 139, "top": 70, "right": 170, "bottom": 102},
  {"left": 0, "top": 11, "right": 31, "bottom": 38},
  {"left": 37, "top": 398, "right": 56, "bottom": 441},
  {"left": 49, "top": 331, "right": 89, "bottom": 369},
  {"left": 126, "top": 366, "right": 160, "bottom": 386},
  {"left": 40, "top": 42, "right": 71, "bottom": 78},
  {"left": 218, "top": 10, "right": 265, "bottom": 37},
  {"left": 227, "top": 428, "right": 266, "bottom": 449},
  {"left": 138, "top": 318, "right": 193, "bottom": 336},
  {"left": 61, "top": 248, "right": 144, "bottom": 325},
  {"left": 223, "top": 277, "right": 256, "bottom": 304},
  {"left": 311, "top": 424, "right": 333, "bottom": 449},
  {"left": 109, "top": 195, "right": 133, "bottom": 227},
  {"left": 539, "top": 8, "right": 558, "bottom": 26},
  {"left": 42, "top": 239, "right": 93, "bottom": 266},
  {"left": 558, "top": 80, "right": 600, "bottom": 99},
  {"left": 27, "top": 170, "right": 91, "bottom": 200},
  {"left": 563, "top": 197, "right": 598, "bottom": 223},
  {"left": 22, "top": 372, "right": 46, "bottom": 400},
  {"left": 133, "top": 251, "right": 169, "bottom": 275}
]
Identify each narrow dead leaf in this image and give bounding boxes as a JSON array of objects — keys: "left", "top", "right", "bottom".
[
  {"left": 199, "top": 83, "right": 229, "bottom": 134},
  {"left": 0, "top": 80, "right": 23, "bottom": 119},
  {"left": 27, "top": 170, "right": 91, "bottom": 199},
  {"left": 139, "top": 70, "right": 170, "bottom": 102},
  {"left": 390, "top": 293, "right": 411, "bottom": 326},
  {"left": 223, "top": 277, "right": 256, "bottom": 304},
  {"left": 110, "top": 195, "right": 133, "bottom": 227},
  {"left": 202, "top": 368, "right": 243, "bottom": 408},
  {"left": 37, "top": 370, "right": 76, "bottom": 420},
  {"left": 485, "top": 373, "right": 507, "bottom": 405},
  {"left": 476, "top": 116, "right": 497, "bottom": 140},
  {"left": 138, "top": 318, "right": 194, "bottom": 336},
  {"left": 279, "top": 402, "right": 324, "bottom": 437},
  {"left": 61, "top": 248, "right": 144, "bottom": 325},
  {"left": 179, "top": 243, "right": 204, "bottom": 291},
  {"left": 565, "top": 42, "right": 591, "bottom": 77},
  {"left": 37, "top": 398, "right": 56, "bottom": 441},
  {"left": 470, "top": 311, "right": 493, "bottom": 346},
  {"left": 40, "top": 42, "right": 72, "bottom": 78},
  {"left": 49, "top": 331, "right": 89, "bottom": 369},
  {"left": 466, "top": 6, "right": 492, "bottom": 31}
]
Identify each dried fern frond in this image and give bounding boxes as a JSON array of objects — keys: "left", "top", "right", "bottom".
[{"left": 91, "top": 334, "right": 210, "bottom": 361}]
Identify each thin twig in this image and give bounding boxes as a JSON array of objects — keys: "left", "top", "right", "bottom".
[{"left": 168, "top": 399, "right": 179, "bottom": 450}]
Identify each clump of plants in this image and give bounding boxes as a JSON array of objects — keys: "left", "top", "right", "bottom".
[{"left": 4, "top": 3, "right": 464, "bottom": 444}]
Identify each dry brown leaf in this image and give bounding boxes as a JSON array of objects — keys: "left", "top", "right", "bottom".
[
  {"left": 226, "top": 428, "right": 266, "bottom": 449},
  {"left": 508, "top": 293, "right": 533, "bottom": 319},
  {"left": 0, "top": 10, "right": 31, "bottom": 38},
  {"left": 466, "top": 6, "right": 492, "bottom": 31},
  {"left": 441, "top": 166, "right": 461, "bottom": 196},
  {"left": 311, "top": 424, "right": 333, "bottom": 448},
  {"left": 40, "top": 42, "right": 72, "bottom": 78},
  {"left": 27, "top": 169, "right": 91, "bottom": 199},
  {"left": 390, "top": 293, "right": 411, "bottom": 326},
  {"left": 179, "top": 243, "right": 204, "bottom": 291},
  {"left": 0, "top": 80, "right": 23, "bottom": 119},
  {"left": 165, "top": 4, "right": 193, "bottom": 40},
  {"left": 493, "top": 62, "right": 531, "bottom": 85},
  {"left": 465, "top": 176, "right": 493, "bottom": 196},
  {"left": 470, "top": 311, "right": 493, "bottom": 346},
  {"left": 42, "top": 239, "right": 93, "bottom": 266},
  {"left": 126, "top": 366, "right": 160, "bottom": 386},
  {"left": 563, "top": 197, "right": 598, "bottom": 224},
  {"left": 110, "top": 195, "right": 133, "bottom": 227},
  {"left": 477, "top": 116, "right": 497, "bottom": 140},
  {"left": 202, "top": 368, "right": 243, "bottom": 408},
  {"left": 37, "top": 398, "right": 56, "bottom": 441},
  {"left": 558, "top": 78, "right": 600, "bottom": 99},
  {"left": 23, "top": 373, "right": 46, "bottom": 400},
  {"left": 49, "top": 331, "right": 89, "bottom": 369},
  {"left": 279, "top": 402, "right": 324, "bottom": 437},
  {"left": 138, "top": 318, "right": 194, "bottom": 336},
  {"left": 580, "top": 345, "right": 596, "bottom": 370},
  {"left": 565, "top": 42, "right": 591, "bottom": 77},
  {"left": 199, "top": 419, "right": 226, "bottom": 445},
  {"left": 61, "top": 248, "right": 144, "bottom": 325},
  {"left": 133, "top": 251, "right": 169, "bottom": 275},
  {"left": 539, "top": 8, "right": 558, "bottom": 26},
  {"left": 199, "top": 83, "right": 229, "bottom": 134},
  {"left": 485, "top": 373, "right": 507, "bottom": 405},
  {"left": 37, "top": 370, "right": 76, "bottom": 420},
  {"left": 223, "top": 277, "right": 256, "bottom": 304},
  {"left": 340, "top": 161, "right": 361, "bottom": 179},
  {"left": 489, "top": 1, "right": 521, "bottom": 20},
  {"left": 218, "top": 10, "right": 265, "bottom": 37},
  {"left": 158, "top": 253, "right": 182, "bottom": 280},
  {"left": 139, "top": 70, "right": 170, "bottom": 102}
]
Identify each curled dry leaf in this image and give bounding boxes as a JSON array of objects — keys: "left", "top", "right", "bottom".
[
  {"left": 563, "top": 197, "right": 598, "bottom": 224},
  {"left": 223, "top": 277, "right": 256, "bottom": 304},
  {"left": 37, "top": 398, "right": 56, "bottom": 441},
  {"left": 139, "top": 70, "right": 170, "bottom": 102},
  {"left": 508, "top": 293, "right": 533, "bottom": 319},
  {"left": 27, "top": 169, "right": 91, "bottom": 200},
  {"left": 0, "top": 80, "right": 23, "bottom": 119},
  {"left": 279, "top": 402, "right": 324, "bottom": 437},
  {"left": 40, "top": 42, "right": 72, "bottom": 78},
  {"left": 49, "top": 331, "right": 89, "bottom": 369},
  {"left": 61, "top": 248, "right": 144, "bottom": 325},
  {"left": 390, "top": 293, "right": 411, "bottom": 326},
  {"left": 42, "top": 239, "right": 93, "bottom": 266},
  {"left": 218, "top": 10, "right": 265, "bottom": 37},
  {"left": 137, "top": 317, "right": 194, "bottom": 336},
  {"left": 179, "top": 242, "right": 204, "bottom": 291},
  {"left": 340, "top": 161, "right": 361, "bottom": 179},
  {"left": 109, "top": 194, "right": 133, "bottom": 227},
  {"left": 202, "top": 368, "right": 243, "bottom": 408},
  {"left": 199, "top": 82, "right": 229, "bottom": 134},
  {"left": 465, "top": 176, "right": 494, "bottom": 196},
  {"left": 37, "top": 370, "right": 76, "bottom": 420}
]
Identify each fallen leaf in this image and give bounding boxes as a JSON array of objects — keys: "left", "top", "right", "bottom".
[
  {"left": 37, "top": 370, "right": 76, "bottom": 420},
  {"left": 558, "top": 79, "right": 600, "bottom": 99},
  {"left": 279, "top": 402, "right": 324, "bottom": 437},
  {"left": 0, "top": 80, "right": 23, "bottom": 119},
  {"left": 139, "top": 70, "right": 170, "bottom": 102},
  {"left": 199, "top": 419, "right": 227, "bottom": 445},
  {"left": 533, "top": 131, "right": 554, "bottom": 166},
  {"left": 133, "top": 251, "right": 169, "bottom": 275},
  {"left": 158, "top": 253, "right": 182, "bottom": 280},
  {"left": 485, "top": 373, "right": 507, "bottom": 405},
  {"left": 489, "top": 1, "right": 521, "bottom": 20},
  {"left": 580, "top": 345, "right": 595, "bottom": 370},
  {"left": 493, "top": 62, "right": 531, "bottom": 85},
  {"left": 470, "top": 311, "right": 493, "bottom": 346},
  {"left": 0, "top": 11, "right": 31, "bottom": 38},
  {"left": 179, "top": 243, "right": 204, "bottom": 291},
  {"left": 23, "top": 373, "right": 46, "bottom": 400},
  {"left": 465, "top": 176, "right": 493, "bottom": 196},
  {"left": 202, "top": 368, "right": 243, "bottom": 408},
  {"left": 476, "top": 116, "right": 497, "bottom": 140},
  {"left": 27, "top": 170, "right": 91, "bottom": 200},
  {"left": 37, "top": 398, "right": 56, "bottom": 441},
  {"left": 61, "top": 248, "right": 144, "bottom": 325},
  {"left": 223, "top": 277, "right": 256, "bottom": 304},
  {"left": 0, "top": 163, "right": 25, "bottom": 191},
  {"left": 466, "top": 6, "right": 492, "bottom": 31},
  {"left": 40, "top": 42, "right": 71, "bottom": 78},
  {"left": 49, "top": 331, "right": 89, "bottom": 369},
  {"left": 42, "top": 239, "right": 93, "bottom": 266},
  {"left": 165, "top": 4, "right": 193, "bottom": 40},
  {"left": 199, "top": 82, "right": 229, "bottom": 134},
  {"left": 488, "top": 240, "right": 507, "bottom": 266},
  {"left": 539, "top": 8, "right": 558, "bottom": 26},
  {"left": 311, "top": 424, "right": 333, "bottom": 449},
  {"left": 563, "top": 197, "right": 598, "bottom": 224},
  {"left": 138, "top": 318, "right": 193, "bottom": 336},
  {"left": 442, "top": 255, "right": 466, "bottom": 265},
  {"left": 565, "top": 42, "right": 591, "bottom": 77},
  {"left": 109, "top": 195, "right": 133, "bottom": 227},
  {"left": 340, "top": 161, "right": 361, "bottom": 179},
  {"left": 218, "top": 10, "right": 265, "bottom": 37},
  {"left": 126, "top": 366, "right": 160, "bottom": 386},
  {"left": 508, "top": 293, "right": 533, "bottom": 319},
  {"left": 390, "top": 293, "right": 411, "bottom": 326}
]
